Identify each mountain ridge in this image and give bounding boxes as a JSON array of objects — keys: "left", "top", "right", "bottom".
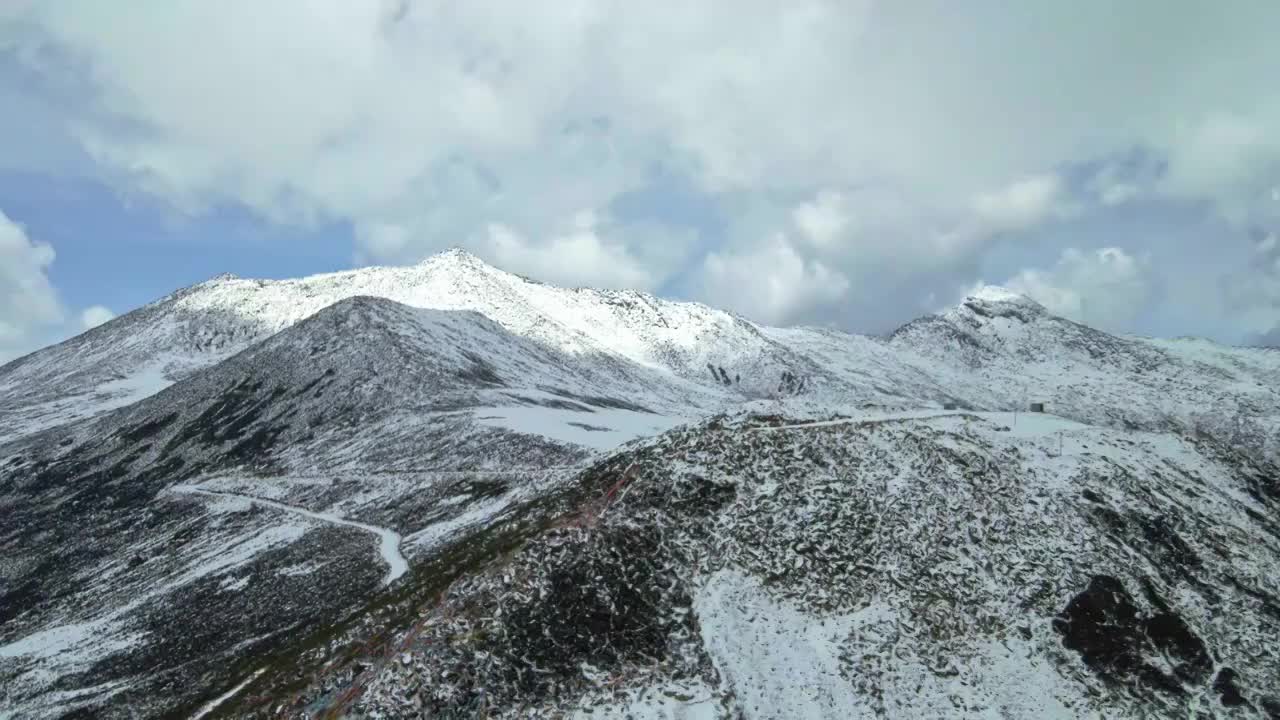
[
  {"left": 3, "top": 252, "right": 1280, "bottom": 719},
  {"left": 4, "top": 251, "right": 1276, "bottom": 449}
]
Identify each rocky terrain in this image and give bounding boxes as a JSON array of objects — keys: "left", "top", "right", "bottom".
[
  {"left": 888, "top": 286, "right": 1280, "bottom": 464},
  {"left": 226, "top": 410, "right": 1280, "bottom": 719},
  {"left": 0, "top": 295, "right": 675, "bottom": 717},
  {"left": 1, "top": 251, "right": 1278, "bottom": 718}
]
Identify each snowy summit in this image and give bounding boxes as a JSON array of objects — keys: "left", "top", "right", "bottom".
[{"left": 965, "top": 284, "right": 1042, "bottom": 307}]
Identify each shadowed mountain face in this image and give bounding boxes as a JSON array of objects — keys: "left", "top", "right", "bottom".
[
  {"left": 1, "top": 253, "right": 1279, "bottom": 718},
  {"left": 0, "top": 297, "right": 671, "bottom": 717}
]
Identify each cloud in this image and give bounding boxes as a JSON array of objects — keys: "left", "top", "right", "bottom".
[
  {"left": 3, "top": 2, "right": 1280, "bottom": 343},
  {"left": 480, "top": 211, "right": 656, "bottom": 290},
  {"left": 700, "top": 234, "right": 849, "bottom": 325},
  {"left": 792, "top": 190, "right": 850, "bottom": 249},
  {"left": 1084, "top": 156, "right": 1160, "bottom": 207},
  {"left": 971, "top": 175, "right": 1064, "bottom": 232},
  {"left": 1098, "top": 183, "right": 1140, "bottom": 207},
  {"left": 1224, "top": 231, "right": 1280, "bottom": 341},
  {"left": 697, "top": 182, "right": 1076, "bottom": 331},
  {"left": 0, "top": 210, "right": 110, "bottom": 360},
  {"left": 355, "top": 223, "right": 411, "bottom": 261},
  {"left": 80, "top": 304, "right": 115, "bottom": 329},
  {"left": 1249, "top": 326, "right": 1280, "bottom": 347},
  {"left": 7, "top": 3, "right": 1280, "bottom": 225},
  {"left": 0, "top": 209, "right": 64, "bottom": 362},
  {"left": 785, "top": 182, "right": 1048, "bottom": 273},
  {"left": 1162, "top": 112, "right": 1280, "bottom": 224},
  {"left": 997, "top": 247, "right": 1153, "bottom": 332}
]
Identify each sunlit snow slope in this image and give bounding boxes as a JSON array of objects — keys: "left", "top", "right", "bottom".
[{"left": 4, "top": 249, "right": 1277, "bottom": 457}]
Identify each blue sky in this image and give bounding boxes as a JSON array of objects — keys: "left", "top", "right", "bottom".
[
  {"left": 0, "top": 170, "right": 354, "bottom": 310},
  {"left": 1, "top": 1, "right": 1278, "bottom": 362}
]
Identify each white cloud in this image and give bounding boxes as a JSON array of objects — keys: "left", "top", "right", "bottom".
[
  {"left": 80, "top": 305, "right": 115, "bottom": 329},
  {"left": 779, "top": 180, "right": 1066, "bottom": 295},
  {"left": 1226, "top": 232, "right": 1280, "bottom": 340},
  {"left": 354, "top": 222, "right": 412, "bottom": 265},
  {"left": 7, "top": 3, "right": 1280, "bottom": 233},
  {"left": 1162, "top": 112, "right": 1280, "bottom": 224},
  {"left": 1099, "top": 183, "right": 1140, "bottom": 207},
  {"left": 705, "top": 183, "right": 1074, "bottom": 329},
  {"left": 997, "top": 247, "right": 1153, "bottom": 332},
  {"left": 701, "top": 235, "right": 849, "bottom": 325},
  {"left": 792, "top": 190, "right": 850, "bottom": 249},
  {"left": 0, "top": 209, "right": 64, "bottom": 362},
  {"left": 4, "top": 2, "right": 1280, "bottom": 342},
  {"left": 481, "top": 211, "right": 655, "bottom": 290},
  {"left": 971, "top": 174, "right": 1064, "bottom": 233},
  {"left": 1086, "top": 162, "right": 1146, "bottom": 207}
]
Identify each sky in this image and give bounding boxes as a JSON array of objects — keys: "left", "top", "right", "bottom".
[{"left": 1, "top": 1, "right": 1278, "bottom": 362}]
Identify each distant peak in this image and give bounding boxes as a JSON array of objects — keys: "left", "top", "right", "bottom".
[
  {"left": 424, "top": 247, "right": 488, "bottom": 266},
  {"left": 964, "top": 284, "right": 1042, "bottom": 308},
  {"left": 207, "top": 272, "right": 239, "bottom": 283}
]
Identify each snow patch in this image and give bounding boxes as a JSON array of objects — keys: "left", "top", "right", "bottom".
[
  {"left": 218, "top": 575, "right": 250, "bottom": 592},
  {"left": 694, "top": 570, "right": 861, "bottom": 719},
  {"left": 276, "top": 560, "right": 329, "bottom": 577},
  {"left": 967, "top": 284, "right": 1035, "bottom": 305},
  {"left": 168, "top": 522, "right": 307, "bottom": 589},
  {"left": 172, "top": 485, "right": 408, "bottom": 586},
  {"left": 189, "top": 667, "right": 266, "bottom": 720},
  {"left": 0, "top": 620, "right": 143, "bottom": 665},
  {"left": 475, "top": 399, "right": 688, "bottom": 451},
  {"left": 95, "top": 363, "right": 173, "bottom": 405}
]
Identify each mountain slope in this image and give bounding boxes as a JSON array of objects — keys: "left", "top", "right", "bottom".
[
  {"left": 0, "top": 276, "right": 251, "bottom": 445},
  {"left": 4, "top": 257, "right": 1280, "bottom": 719},
  {"left": 167, "top": 249, "right": 813, "bottom": 398},
  {"left": 0, "top": 250, "right": 805, "bottom": 444},
  {"left": 0, "top": 296, "right": 702, "bottom": 719},
  {"left": 5, "top": 253, "right": 1276, "bottom": 461},
  {"left": 256, "top": 409, "right": 1280, "bottom": 719},
  {"left": 889, "top": 286, "right": 1280, "bottom": 461}
]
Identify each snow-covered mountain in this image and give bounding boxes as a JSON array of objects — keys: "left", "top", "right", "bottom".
[
  {"left": 4, "top": 250, "right": 1276, "bottom": 454},
  {"left": 0, "top": 295, "right": 707, "bottom": 717},
  {"left": 0, "top": 249, "right": 806, "bottom": 445},
  {"left": 290, "top": 410, "right": 1280, "bottom": 719},
  {"left": 889, "top": 286, "right": 1280, "bottom": 462},
  {"left": 2, "top": 250, "right": 1279, "bottom": 719}
]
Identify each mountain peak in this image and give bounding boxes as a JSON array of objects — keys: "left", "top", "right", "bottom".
[
  {"left": 422, "top": 246, "right": 490, "bottom": 268},
  {"left": 963, "top": 284, "right": 1040, "bottom": 307}
]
